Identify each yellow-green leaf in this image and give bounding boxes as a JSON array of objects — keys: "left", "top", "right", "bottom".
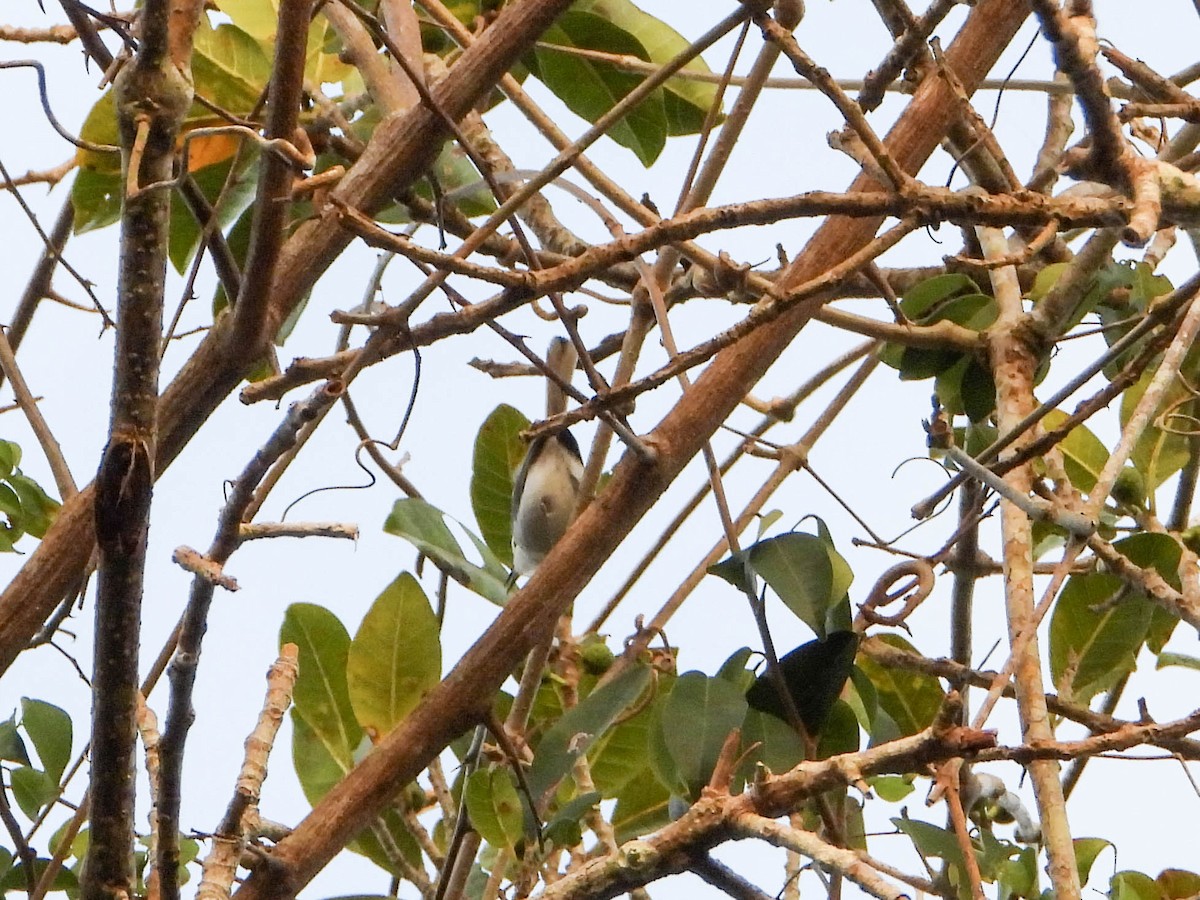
[
  {"left": 1049, "top": 573, "right": 1153, "bottom": 706},
  {"left": 856, "top": 635, "right": 945, "bottom": 736},
  {"left": 281, "top": 603, "right": 362, "bottom": 769},
  {"left": 470, "top": 404, "right": 529, "bottom": 567},
  {"left": 1042, "top": 410, "right": 1109, "bottom": 494},
  {"left": 465, "top": 768, "right": 525, "bottom": 850},
  {"left": 346, "top": 574, "right": 441, "bottom": 739}
]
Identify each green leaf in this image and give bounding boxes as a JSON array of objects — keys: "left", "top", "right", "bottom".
[
  {"left": 470, "top": 405, "right": 530, "bottom": 567},
  {"left": 291, "top": 714, "right": 420, "bottom": 874},
  {"left": 49, "top": 819, "right": 86, "bottom": 860},
  {"left": 1042, "top": 410, "right": 1109, "bottom": 493},
  {"left": 574, "top": 0, "right": 720, "bottom": 136},
  {"left": 716, "top": 647, "right": 756, "bottom": 693},
  {"left": 998, "top": 846, "right": 1039, "bottom": 900},
  {"left": 531, "top": 10, "right": 667, "bottom": 164},
  {"left": 346, "top": 574, "right": 441, "bottom": 739},
  {"left": 844, "top": 664, "right": 879, "bottom": 734},
  {"left": 465, "top": 768, "right": 525, "bottom": 850},
  {"left": 707, "top": 550, "right": 756, "bottom": 596},
  {"left": 878, "top": 274, "right": 979, "bottom": 374},
  {"left": 869, "top": 775, "right": 915, "bottom": 802},
  {"left": 10, "top": 766, "right": 57, "bottom": 820},
  {"left": 868, "top": 705, "right": 903, "bottom": 747},
  {"left": 586, "top": 713, "right": 653, "bottom": 797},
  {"left": 75, "top": 90, "right": 120, "bottom": 176},
  {"left": 930, "top": 354, "right": 971, "bottom": 415},
  {"left": 528, "top": 663, "right": 651, "bottom": 801},
  {"left": 1129, "top": 263, "right": 1174, "bottom": 309},
  {"left": 1029, "top": 262, "right": 1113, "bottom": 336},
  {"left": 430, "top": 142, "right": 498, "bottom": 218},
  {"left": 900, "top": 273, "right": 981, "bottom": 319},
  {"left": 216, "top": 0, "right": 283, "bottom": 43},
  {"left": 711, "top": 531, "right": 854, "bottom": 640},
  {"left": 1122, "top": 368, "right": 1195, "bottom": 493},
  {"left": 192, "top": 18, "right": 272, "bottom": 114},
  {"left": 906, "top": 289, "right": 999, "bottom": 420},
  {"left": 290, "top": 712, "right": 347, "bottom": 805},
  {"left": 8, "top": 473, "right": 59, "bottom": 538},
  {"left": 1049, "top": 573, "right": 1153, "bottom": 706},
  {"left": 612, "top": 774, "right": 670, "bottom": 843},
  {"left": 0, "top": 440, "right": 21, "bottom": 476},
  {"left": 656, "top": 672, "right": 747, "bottom": 798},
  {"left": 383, "top": 498, "right": 510, "bottom": 605},
  {"left": 835, "top": 794, "right": 868, "bottom": 852},
  {"left": 1116, "top": 531, "right": 1177, "bottom": 584},
  {"left": 281, "top": 603, "right": 362, "bottom": 769},
  {"left": 755, "top": 509, "right": 783, "bottom": 539},
  {"left": 895, "top": 345, "right": 963, "bottom": 381},
  {"left": 940, "top": 293, "right": 1001, "bottom": 331},
  {"left": 893, "top": 816, "right": 966, "bottom": 868},
  {"left": 20, "top": 699, "right": 72, "bottom": 783},
  {"left": 645, "top": 678, "right": 681, "bottom": 795},
  {"left": 1028, "top": 262, "right": 1070, "bottom": 303},
  {"left": 0, "top": 527, "right": 20, "bottom": 554},
  {"left": 740, "top": 708, "right": 803, "bottom": 776},
  {"left": 1074, "top": 838, "right": 1113, "bottom": 887},
  {"left": 1157, "top": 651, "right": 1200, "bottom": 671},
  {"left": 1110, "top": 871, "right": 1165, "bottom": 900},
  {"left": 211, "top": 204, "right": 263, "bottom": 324},
  {"left": 167, "top": 152, "right": 260, "bottom": 275},
  {"left": 0, "top": 858, "right": 77, "bottom": 895},
  {"left": 814, "top": 700, "right": 860, "bottom": 759},
  {"left": 528, "top": 0, "right": 720, "bottom": 157},
  {"left": 1116, "top": 532, "right": 1182, "bottom": 652},
  {"left": 744, "top": 632, "right": 858, "bottom": 736},
  {"left": 273, "top": 280, "right": 311, "bottom": 347},
  {"left": 545, "top": 791, "right": 600, "bottom": 849},
  {"left": 753, "top": 533, "right": 852, "bottom": 639},
  {"left": 856, "top": 635, "right": 945, "bottom": 736},
  {"left": 959, "top": 357, "right": 998, "bottom": 422},
  {"left": 0, "top": 716, "right": 30, "bottom": 766},
  {"left": 305, "top": 15, "right": 356, "bottom": 85},
  {"left": 0, "top": 484, "right": 24, "bottom": 531}
]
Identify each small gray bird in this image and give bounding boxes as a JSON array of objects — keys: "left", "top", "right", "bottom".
[{"left": 510, "top": 338, "right": 583, "bottom": 577}]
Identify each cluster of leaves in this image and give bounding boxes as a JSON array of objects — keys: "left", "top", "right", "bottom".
[
  {"left": 877, "top": 267, "right": 1196, "bottom": 706},
  {"left": 880, "top": 273, "right": 1001, "bottom": 423},
  {"left": 900, "top": 828, "right": 1200, "bottom": 900},
  {"left": 0, "top": 440, "right": 60, "bottom": 552},
  {"left": 872, "top": 264, "right": 1200, "bottom": 896},
  {"left": 282, "top": 576, "right": 440, "bottom": 871},
  {"left": 371, "top": 397, "right": 1190, "bottom": 898},
  {"left": 0, "top": 700, "right": 74, "bottom": 892},
  {"left": 1049, "top": 532, "right": 1180, "bottom": 706},
  {"left": 286, "top": 401, "right": 1014, "bottom": 893},
  {"left": 0, "top": 701, "right": 200, "bottom": 896},
  {"left": 282, "top": 581, "right": 929, "bottom": 888},
  {"left": 880, "top": 262, "right": 1181, "bottom": 435},
  {"left": 70, "top": 0, "right": 723, "bottom": 335}
]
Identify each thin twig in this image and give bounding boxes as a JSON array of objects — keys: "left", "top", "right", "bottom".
[{"left": 0, "top": 327, "right": 76, "bottom": 499}]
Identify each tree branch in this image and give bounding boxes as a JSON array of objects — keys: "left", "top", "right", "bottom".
[
  {"left": 85, "top": 0, "right": 199, "bottom": 894},
  {"left": 227, "top": 4, "right": 1034, "bottom": 898}
]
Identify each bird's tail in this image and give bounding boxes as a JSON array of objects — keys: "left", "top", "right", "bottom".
[{"left": 545, "top": 337, "right": 577, "bottom": 418}]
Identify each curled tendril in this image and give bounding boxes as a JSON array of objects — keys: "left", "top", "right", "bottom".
[
  {"left": 129, "top": 125, "right": 316, "bottom": 199},
  {"left": 0, "top": 60, "right": 119, "bottom": 153},
  {"left": 859, "top": 559, "right": 936, "bottom": 628}
]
